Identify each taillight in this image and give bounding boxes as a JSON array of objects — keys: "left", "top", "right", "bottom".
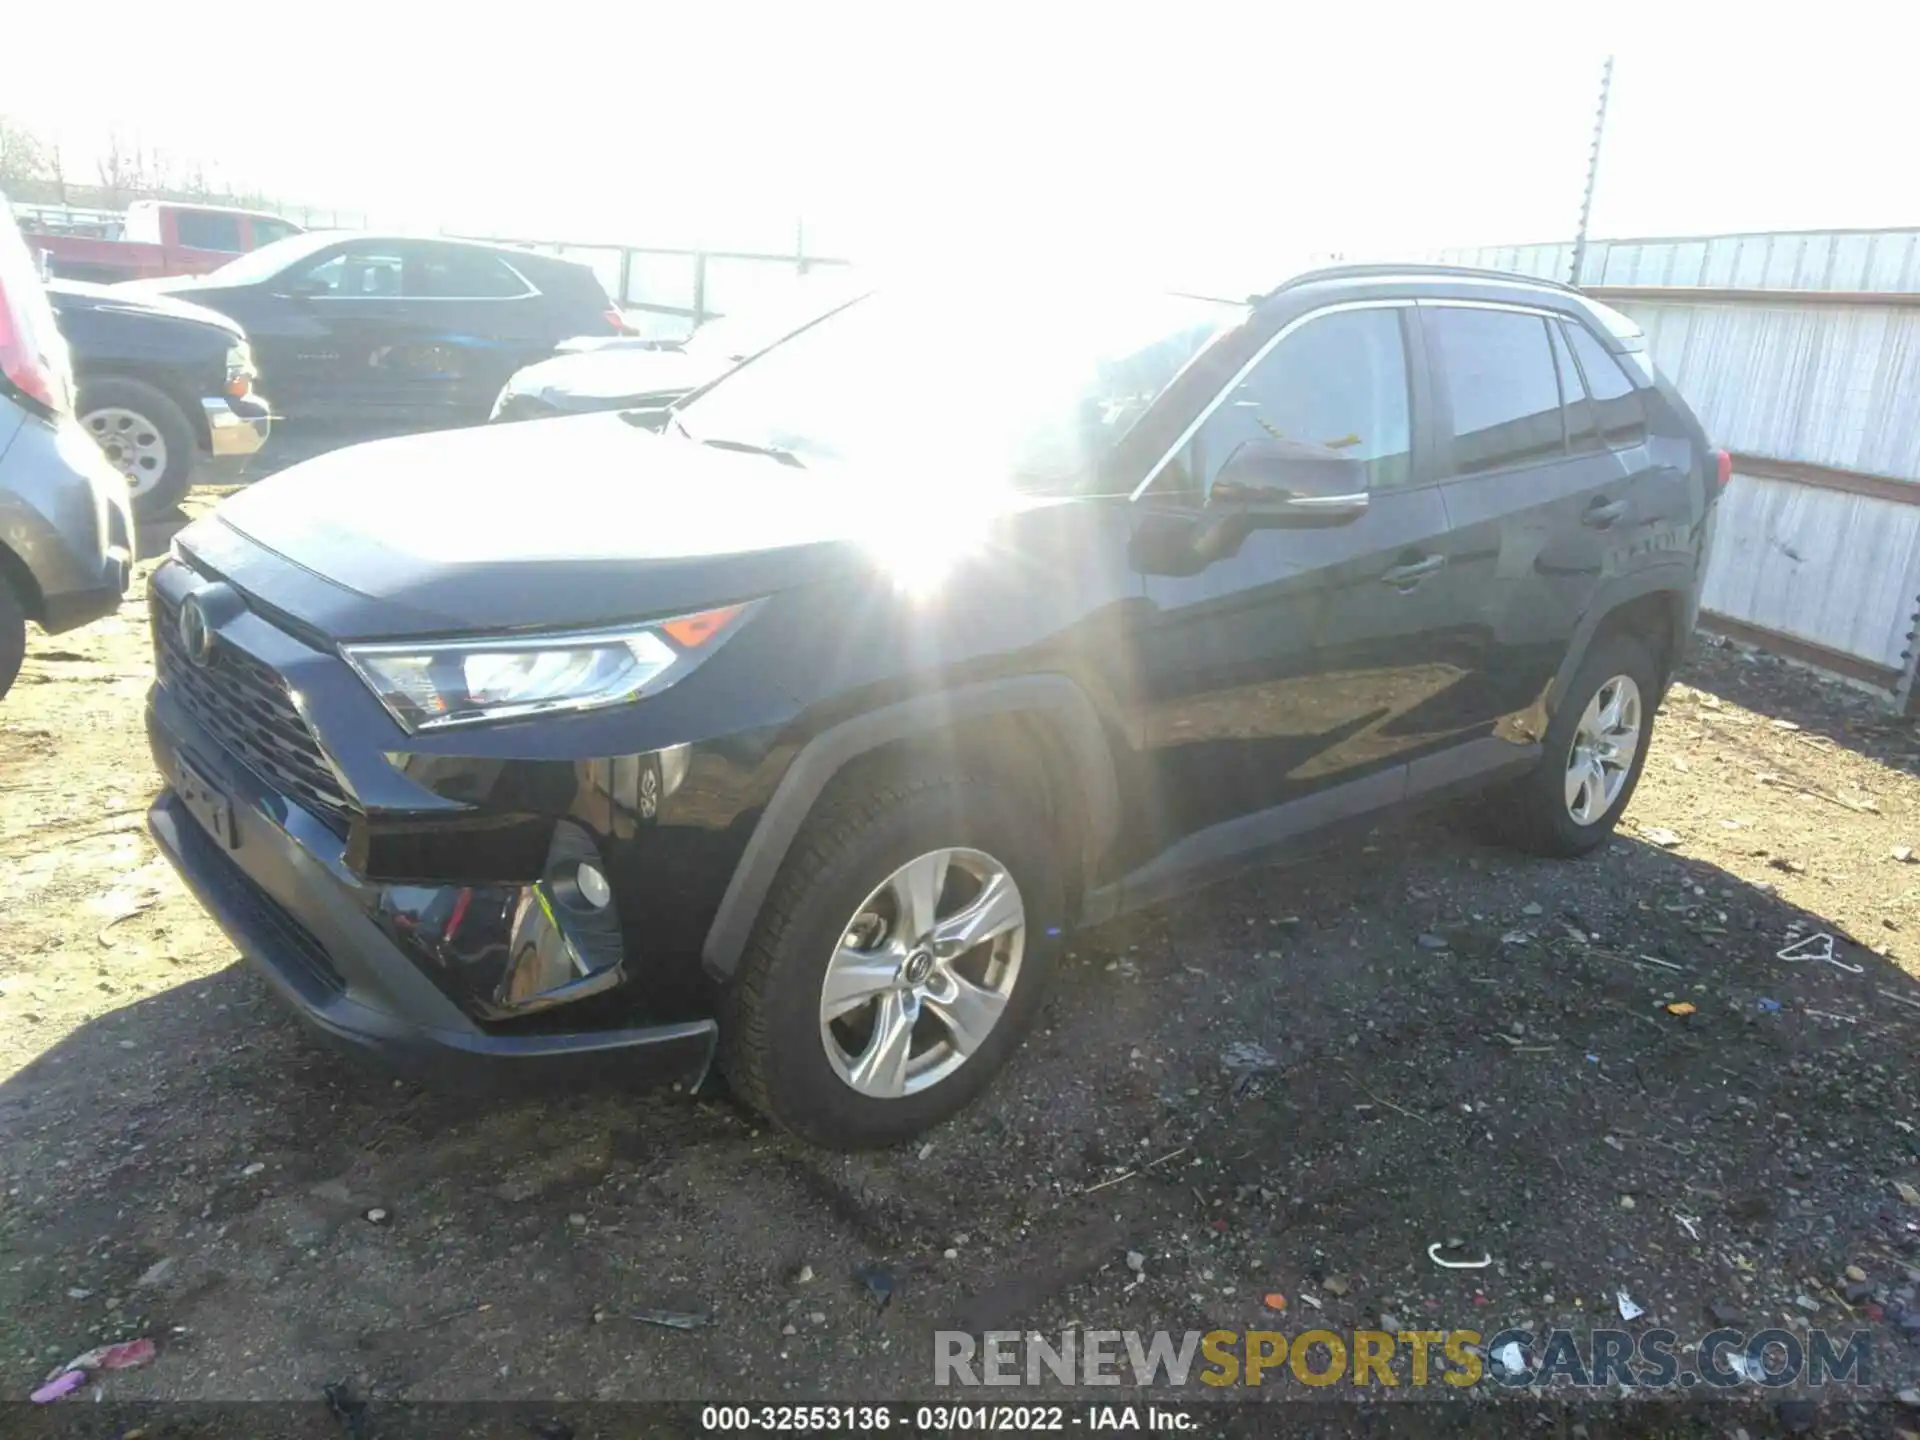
[
  {"left": 603, "top": 306, "right": 633, "bottom": 335},
  {"left": 0, "top": 274, "right": 63, "bottom": 416},
  {"left": 1713, "top": 449, "right": 1733, "bottom": 490},
  {"left": 0, "top": 213, "right": 72, "bottom": 419}
]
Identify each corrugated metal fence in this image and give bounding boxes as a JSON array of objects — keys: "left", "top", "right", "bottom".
[{"left": 1452, "top": 228, "right": 1920, "bottom": 709}]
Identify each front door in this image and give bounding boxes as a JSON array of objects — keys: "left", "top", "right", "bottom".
[{"left": 1130, "top": 302, "right": 1461, "bottom": 849}]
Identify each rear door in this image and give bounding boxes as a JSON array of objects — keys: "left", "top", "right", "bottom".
[
  {"left": 401, "top": 243, "right": 554, "bottom": 418},
  {"left": 1423, "top": 302, "right": 1630, "bottom": 742},
  {"left": 1131, "top": 301, "right": 1461, "bottom": 845}
]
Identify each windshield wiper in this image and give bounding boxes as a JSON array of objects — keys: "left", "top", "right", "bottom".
[{"left": 695, "top": 436, "right": 807, "bottom": 468}]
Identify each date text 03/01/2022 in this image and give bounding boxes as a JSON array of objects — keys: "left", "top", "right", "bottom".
[{"left": 698, "top": 1404, "right": 1192, "bottom": 1431}]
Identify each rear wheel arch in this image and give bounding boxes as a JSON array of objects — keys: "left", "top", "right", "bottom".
[
  {"left": 1554, "top": 582, "right": 1690, "bottom": 720},
  {"left": 700, "top": 676, "right": 1121, "bottom": 981},
  {"left": 0, "top": 540, "right": 45, "bottom": 624}
]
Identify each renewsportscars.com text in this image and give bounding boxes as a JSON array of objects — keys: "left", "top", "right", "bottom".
[{"left": 934, "top": 1327, "right": 1872, "bottom": 1389}]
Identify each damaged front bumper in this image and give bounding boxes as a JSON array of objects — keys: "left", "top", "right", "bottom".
[{"left": 146, "top": 689, "right": 718, "bottom": 1092}]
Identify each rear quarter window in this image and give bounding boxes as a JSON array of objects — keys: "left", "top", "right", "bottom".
[{"left": 1563, "top": 320, "right": 1649, "bottom": 448}]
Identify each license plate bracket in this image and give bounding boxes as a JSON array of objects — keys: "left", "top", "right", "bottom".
[{"left": 176, "top": 753, "right": 238, "bottom": 849}]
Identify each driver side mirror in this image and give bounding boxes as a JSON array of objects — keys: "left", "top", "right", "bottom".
[
  {"left": 1129, "top": 438, "right": 1369, "bottom": 577},
  {"left": 1210, "top": 437, "right": 1369, "bottom": 522}
]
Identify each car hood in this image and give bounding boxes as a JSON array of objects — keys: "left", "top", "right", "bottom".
[
  {"left": 503, "top": 347, "right": 721, "bottom": 409},
  {"left": 112, "top": 272, "right": 221, "bottom": 298},
  {"left": 197, "top": 411, "right": 1052, "bottom": 637},
  {"left": 53, "top": 279, "right": 244, "bottom": 338}
]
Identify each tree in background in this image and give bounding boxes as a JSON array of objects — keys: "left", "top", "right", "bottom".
[{"left": 0, "top": 116, "right": 51, "bottom": 194}]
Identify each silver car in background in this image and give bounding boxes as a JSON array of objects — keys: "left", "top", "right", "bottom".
[{"left": 0, "top": 195, "right": 135, "bottom": 699}]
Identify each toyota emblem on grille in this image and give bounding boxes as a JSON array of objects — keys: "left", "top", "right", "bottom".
[{"left": 178, "top": 595, "right": 215, "bottom": 668}]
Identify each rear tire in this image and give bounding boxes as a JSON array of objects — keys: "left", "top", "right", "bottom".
[
  {"left": 0, "top": 573, "right": 24, "bottom": 702},
  {"left": 1481, "top": 632, "right": 1660, "bottom": 858},
  {"left": 78, "top": 377, "right": 196, "bottom": 519},
  {"left": 721, "top": 770, "right": 1063, "bottom": 1150}
]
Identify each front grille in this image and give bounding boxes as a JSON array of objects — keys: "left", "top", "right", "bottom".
[{"left": 153, "top": 592, "right": 360, "bottom": 835}]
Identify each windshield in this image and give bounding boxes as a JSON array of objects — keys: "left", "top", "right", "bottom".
[
  {"left": 202, "top": 232, "right": 341, "bottom": 287},
  {"left": 674, "top": 285, "right": 1244, "bottom": 490},
  {"left": 680, "top": 274, "right": 863, "bottom": 364}
]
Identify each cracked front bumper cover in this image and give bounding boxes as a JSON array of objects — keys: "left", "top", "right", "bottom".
[{"left": 146, "top": 702, "right": 717, "bottom": 1093}]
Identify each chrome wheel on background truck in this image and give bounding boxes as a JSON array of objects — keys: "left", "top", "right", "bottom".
[{"left": 79, "top": 377, "right": 196, "bottom": 516}]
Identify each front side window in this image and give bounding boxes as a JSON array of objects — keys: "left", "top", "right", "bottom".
[
  {"left": 1428, "top": 307, "right": 1566, "bottom": 475},
  {"left": 1178, "top": 307, "right": 1411, "bottom": 495},
  {"left": 674, "top": 286, "right": 1245, "bottom": 493},
  {"left": 176, "top": 210, "right": 244, "bottom": 252},
  {"left": 298, "top": 248, "right": 405, "bottom": 297}
]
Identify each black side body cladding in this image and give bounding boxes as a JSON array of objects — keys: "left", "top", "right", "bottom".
[{"left": 700, "top": 675, "right": 1121, "bottom": 979}]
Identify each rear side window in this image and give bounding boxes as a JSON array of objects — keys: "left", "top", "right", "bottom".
[
  {"left": 1187, "top": 307, "right": 1412, "bottom": 493},
  {"left": 1562, "top": 320, "right": 1648, "bottom": 448},
  {"left": 409, "top": 248, "right": 530, "bottom": 299},
  {"left": 1548, "top": 322, "right": 1601, "bottom": 454},
  {"left": 1427, "top": 307, "right": 1565, "bottom": 475},
  {"left": 176, "top": 210, "right": 244, "bottom": 252}
]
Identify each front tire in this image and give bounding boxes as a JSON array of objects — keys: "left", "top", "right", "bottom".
[
  {"left": 0, "top": 572, "right": 24, "bottom": 702},
  {"left": 78, "top": 377, "right": 196, "bottom": 518},
  {"left": 721, "top": 770, "right": 1063, "bottom": 1150},
  {"left": 1484, "top": 632, "right": 1660, "bottom": 857}
]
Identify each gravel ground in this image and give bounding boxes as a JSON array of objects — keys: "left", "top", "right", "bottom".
[{"left": 6, "top": 470, "right": 1920, "bottom": 1433}]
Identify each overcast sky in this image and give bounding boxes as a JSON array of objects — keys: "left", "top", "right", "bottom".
[{"left": 9, "top": 0, "right": 1918, "bottom": 275}]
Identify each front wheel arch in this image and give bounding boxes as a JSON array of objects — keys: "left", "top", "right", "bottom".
[{"left": 699, "top": 676, "right": 1121, "bottom": 981}]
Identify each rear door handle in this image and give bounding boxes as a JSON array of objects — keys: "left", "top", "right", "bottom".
[
  {"left": 1379, "top": 554, "right": 1446, "bottom": 588},
  {"left": 1583, "top": 498, "right": 1627, "bottom": 528}
]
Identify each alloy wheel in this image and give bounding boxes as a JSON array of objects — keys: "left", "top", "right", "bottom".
[
  {"left": 818, "top": 847, "right": 1025, "bottom": 1099},
  {"left": 1564, "top": 674, "right": 1642, "bottom": 825}
]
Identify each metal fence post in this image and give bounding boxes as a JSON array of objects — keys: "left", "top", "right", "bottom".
[
  {"left": 617, "top": 247, "right": 633, "bottom": 306},
  {"left": 691, "top": 252, "right": 708, "bottom": 328},
  {"left": 1570, "top": 54, "right": 1614, "bottom": 288},
  {"left": 1898, "top": 588, "right": 1920, "bottom": 714}
]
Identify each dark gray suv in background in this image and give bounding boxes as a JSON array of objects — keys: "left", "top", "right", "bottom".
[
  {"left": 145, "top": 263, "right": 1723, "bottom": 1149},
  {"left": 0, "top": 196, "right": 134, "bottom": 700}
]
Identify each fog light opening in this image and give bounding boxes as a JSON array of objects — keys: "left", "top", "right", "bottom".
[{"left": 576, "top": 861, "right": 612, "bottom": 910}]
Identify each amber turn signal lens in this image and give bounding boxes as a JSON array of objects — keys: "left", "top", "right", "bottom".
[{"left": 660, "top": 605, "right": 744, "bottom": 649}]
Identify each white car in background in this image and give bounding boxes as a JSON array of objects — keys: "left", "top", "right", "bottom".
[{"left": 489, "top": 273, "right": 861, "bottom": 422}]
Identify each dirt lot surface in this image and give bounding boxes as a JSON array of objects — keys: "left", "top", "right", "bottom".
[{"left": 6, "top": 479, "right": 1920, "bottom": 1432}]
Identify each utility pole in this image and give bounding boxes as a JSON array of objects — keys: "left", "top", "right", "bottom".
[{"left": 1570, "top": 54, "right": 1614, "bottom": 288}]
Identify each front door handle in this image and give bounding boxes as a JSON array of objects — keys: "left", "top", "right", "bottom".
[
  {"left": 1583, "top": 498, "right": 1627, "bottom": 528},
  {"left": 1379, "top": 554, "right": 1446, "bottom": 588}
]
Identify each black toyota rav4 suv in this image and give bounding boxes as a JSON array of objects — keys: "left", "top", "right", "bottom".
[{"left": 146, "top": 264, "right": 1723, "bottom": 1149}]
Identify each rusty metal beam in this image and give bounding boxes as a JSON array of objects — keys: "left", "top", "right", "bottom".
[
  {"left": 1729, "top": 454, "right": 1920, "bottom": 507},
  {"left": 1590, "top": 285, "right": 1920, "bottom": 309}
]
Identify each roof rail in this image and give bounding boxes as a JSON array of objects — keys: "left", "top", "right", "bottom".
[{"left": 1264, "top": 262, "right": 1580, "bottom": 300}]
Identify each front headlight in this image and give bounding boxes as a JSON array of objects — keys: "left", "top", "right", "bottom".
[{"left": 341, "top": 602, "right": 753, "bottom": 732}]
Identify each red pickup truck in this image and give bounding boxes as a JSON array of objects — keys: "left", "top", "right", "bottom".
[{"left": 25, "top": 201, "right": 303, "bottom": 284}]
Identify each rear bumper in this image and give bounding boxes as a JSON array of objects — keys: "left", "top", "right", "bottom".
[
  {"left": 0, "top": 412, "right": 133, "bottom": 633},
  {"left": 146, "top": 696, "right": 719, "bottom": 1093},
  {"left": 202, "top": 396, "right": 270, "bottom": 458}
]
